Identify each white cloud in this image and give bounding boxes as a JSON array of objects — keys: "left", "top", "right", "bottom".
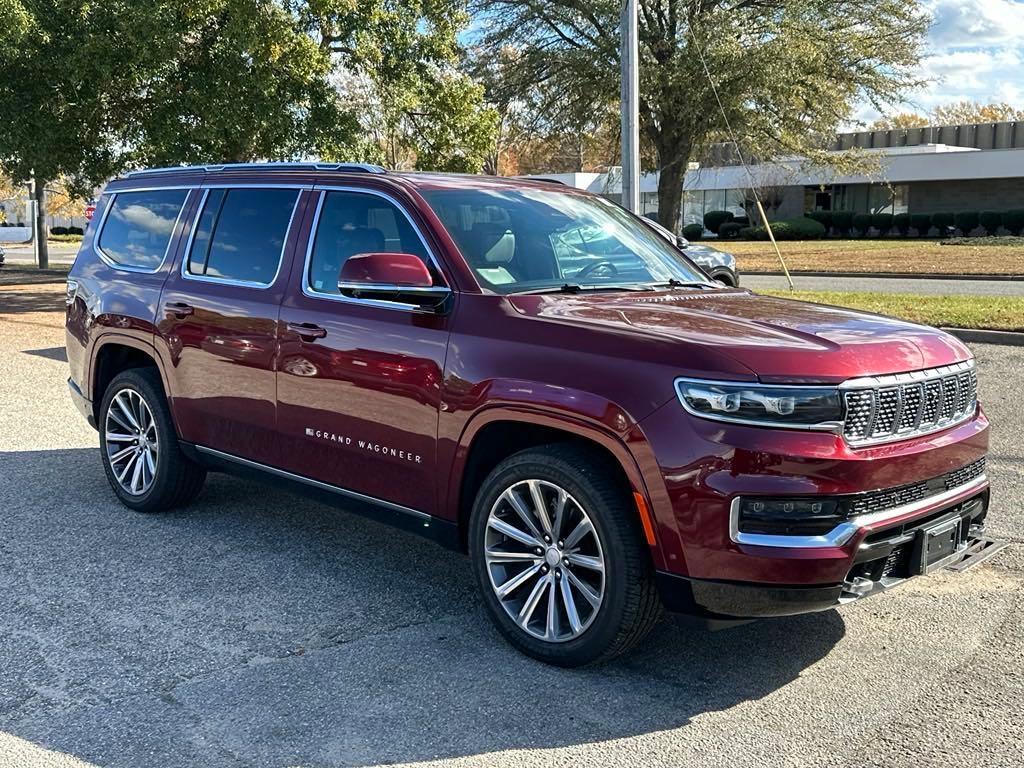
[{"left": 855, "top": 0, "right": 1024, "bottom": 124}]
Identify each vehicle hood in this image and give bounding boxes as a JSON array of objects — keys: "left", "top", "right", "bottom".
[{"left": 508, "top": 288, "right": 971, "bottom": 382}]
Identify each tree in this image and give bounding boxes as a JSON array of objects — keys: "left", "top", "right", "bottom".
[
  {"left": 870, "top": 113, "right": 931, "bottom": 130},
  {"left": 471, "top": 0, "right": 929, "bottom": 231},
  {"left": 871, "top": 102, "right": 1024, "bottom": 131},
  {"left": 0, "top": 1, "right": 354, "bottom": 266},
  {"left": 291, "top": 0, "right": 499, "bottom": 171},
  {"left": 931, "top": 101, "right": 1024, "bottom": 126}
]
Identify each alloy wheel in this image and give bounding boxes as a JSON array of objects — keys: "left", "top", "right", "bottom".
[
  {"left": 104, "top": 388, "right": 159, "bottom": 496},
  {"left": 484, "top": 479, "right": 606, "bottom": 642}
]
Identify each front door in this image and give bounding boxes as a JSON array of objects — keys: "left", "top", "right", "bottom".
[
  {"left": 276, "top": 187, "right": 453, "bottom": 516},
  {"left": 157, "top": 185, "right": 311, "bottom": 466}
]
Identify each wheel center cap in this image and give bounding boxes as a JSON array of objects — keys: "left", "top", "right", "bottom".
[{"left": 545, "top": 547, "right": 561, "bottom": 567}]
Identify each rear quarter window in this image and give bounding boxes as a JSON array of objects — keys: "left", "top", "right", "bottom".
[{"left": 97, "top": 190, "right": 189, "bottom": 270}]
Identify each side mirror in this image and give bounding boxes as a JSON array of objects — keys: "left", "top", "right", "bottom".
[
  {"left": 676, "top": 236, "right": 690, "bottom": 248},
  {"left": 338, "top": 252, "right": 451, "bottom": 310}
]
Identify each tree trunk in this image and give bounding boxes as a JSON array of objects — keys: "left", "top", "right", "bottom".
[
  {"left": 34, "top": 180, "right": 48, "bottom": 269},
  {"left": 655, "top": 147, "right": 689, "bottom": 234}
]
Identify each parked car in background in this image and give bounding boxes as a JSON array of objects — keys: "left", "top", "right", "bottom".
[
  {"left": 0, "top": 245, "right": 5, "bottom": 269},
  {"left": 641, "top": 215, "right": 739, "bottom": 286},
  {"left": 67, "top": 163, "right": 990, "bottom": 667}
]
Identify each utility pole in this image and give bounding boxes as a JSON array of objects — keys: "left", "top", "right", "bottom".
[{"left": 620, "top": 0, "right": 640, "bottom": 213}]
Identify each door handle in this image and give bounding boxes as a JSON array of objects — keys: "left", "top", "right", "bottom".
[
  {"left": 287, "top": 322, "right": 328, "bottom": 341},
  {"left": 165, "top": 301, "right": 194, "bottom": 318}
]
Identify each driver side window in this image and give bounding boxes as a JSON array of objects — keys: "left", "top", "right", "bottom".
[{"left": 307, "top": 191, "right": 431, "bottom": 295}]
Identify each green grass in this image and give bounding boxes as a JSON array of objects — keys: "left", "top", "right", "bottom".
[{"left": 762, "top": 290, "right": 1024, "bottom": 332}]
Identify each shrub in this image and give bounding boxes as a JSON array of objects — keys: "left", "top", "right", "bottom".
[
  {"left": 682, "top": 223, "right": 704, "bottom": 241},
  {"left": 852, "top": 213, "right": 872, "bottom": 236},
  {"left": 732, "top": 216, "right": 750, "bottom": 227},
  {"left": 931, "top": 212, "right": 955, "bottom": 234},
  {"left": 954, "top": 211, "right": 980, "bottom": 235},
  {"left": 1003, "top": 210, "right": 1024, "bottom": 236},
  {"left": 738, "top": 226, "right": 757, "bottom": 240},
  {"left": 718, "top": 222, "right": 743, "bottom": 239},
  {"left": 68, "top": 225, "right": 84, "bottom": 236},
  {"left": 871, "top": 213, "right": 894, "bottom": 236},
  {"left": 893, "top": 213, "right": 911, "bottom": 236},
  {"left": 910, "top": 213, "right": 932, "bottom": 237},
  {"left": 703, "top": 210, "right": 734, "bottom": 234},
  {"left": 831, "top": 210, "right": 854, "bottom": 236},
  {"left": 806, "top": 210, "right": 833, "bottom": 233},
  {"left": 979, "top": 211, "right": 1003, "bottom": 236},
  {"left": 50, "top": 226, "right": 67, "bottom": 236},
  {"left": 748, "top": 217, "right": 826, "bottom": 241}
]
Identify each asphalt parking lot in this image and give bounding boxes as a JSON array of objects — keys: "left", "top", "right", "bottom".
[{"left": 1, "top": 278, "right": 1022, "bottom": 768}]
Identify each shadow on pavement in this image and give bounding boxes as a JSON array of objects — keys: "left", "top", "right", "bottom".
[
  {"left": 0, "top": 288, "right": 66, "bottom": 315},
  {"left": 22, "top": 347, "right": 68, "bottom": 362},
  {"left": 0, "top": 447, "right": 845, "bottom": 767}
]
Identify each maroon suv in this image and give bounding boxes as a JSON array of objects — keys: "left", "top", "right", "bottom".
[{"left": 66, "top": 163, "right": 990, "bottom": 665}]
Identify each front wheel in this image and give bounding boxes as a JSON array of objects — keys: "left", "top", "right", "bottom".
[
  {"left": 469, "top": 444, "right": 661, "bottom": 666},
  {"left": 99, "top": 368, "right": 206, "bottom": 512}
]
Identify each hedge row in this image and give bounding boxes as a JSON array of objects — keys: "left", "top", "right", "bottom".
[
  {"left": 50, "top": 226, "right": 85, "bottom": 236},
  {"left": 806, "top": 209, "right": 1024, "bottom": 237}
]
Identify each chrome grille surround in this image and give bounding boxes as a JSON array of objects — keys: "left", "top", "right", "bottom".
[{"left": 840, "top": 360, "right": 978, "bottom": 447}]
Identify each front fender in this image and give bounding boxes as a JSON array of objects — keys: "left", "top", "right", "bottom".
[{"left": 440, "top": 395, "right": 684, "bottom": 572}]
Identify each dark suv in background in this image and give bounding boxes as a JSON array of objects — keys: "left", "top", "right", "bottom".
[{"left": 66, "top": 163, "right": 990, "bottom": 665}]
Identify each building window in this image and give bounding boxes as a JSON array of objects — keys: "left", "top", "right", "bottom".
[{"left": 868, "top": 184, "right": 909, "bottom": 215}]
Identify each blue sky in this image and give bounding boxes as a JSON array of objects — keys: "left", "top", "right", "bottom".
[{"left": 857, "top": 0, "right": 1024, "bottom": 122}]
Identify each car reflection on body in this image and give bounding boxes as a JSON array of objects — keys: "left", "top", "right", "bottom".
[{"left": 641, "top": 216, "right": 739, "bottom": 287}]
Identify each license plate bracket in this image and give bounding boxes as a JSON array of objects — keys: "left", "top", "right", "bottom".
[{"left": 917, "top": 516, "right": 966, "bottom": 574}]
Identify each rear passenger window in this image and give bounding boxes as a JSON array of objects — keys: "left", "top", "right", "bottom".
[
  {"left": 186, "top": 188, "right": 299, "bottom": 286},
  {"left": 98, "top": 190, "right": 188, "bottom": 269},
  {"left": 307, "top": 191, "right": 431, "bottom": 294}
]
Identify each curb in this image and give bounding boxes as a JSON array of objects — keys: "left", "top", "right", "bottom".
[
  {"left": 750, "top": 271, "right": 1024, "bottom": 281},
  {"left": 942, "top": 328, "right": 1024, "bottom": 347}
]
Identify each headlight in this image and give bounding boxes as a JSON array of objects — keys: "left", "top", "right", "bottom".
[{"left": 675, "top": 378, "right": 844, "bottom": 430}]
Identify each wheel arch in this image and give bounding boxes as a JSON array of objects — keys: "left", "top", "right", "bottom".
[
  {"left": 447, "top": 408, "right": 666, "bottom": 570},
  {"left": 90, "top": 335, "right": 170, "bottom": 425}
]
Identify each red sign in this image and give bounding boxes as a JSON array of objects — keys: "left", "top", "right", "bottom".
[{"left": 85, "top": 204, "right": 97, "bottom": 221}]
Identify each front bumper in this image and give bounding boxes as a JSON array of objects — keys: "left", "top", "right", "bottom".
[{"left": 656, "top": 487, "right": 990, "bottom": 619}]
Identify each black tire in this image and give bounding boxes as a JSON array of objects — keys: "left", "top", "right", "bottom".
[
  {"left": 98, "top": 367, "right": 206, "bottom": 512},
  {"left": 469, "top": 444, "right": 661, "bottom": 666}
]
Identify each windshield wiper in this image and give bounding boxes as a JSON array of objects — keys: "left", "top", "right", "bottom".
[
  {"left": 645, "top": 278, "right": 714, "bottom": 289},
  {"left": 515, "top": 283, "right": 652, "bottom": 295}
]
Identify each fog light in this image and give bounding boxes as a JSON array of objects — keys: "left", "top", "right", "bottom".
[{"left": 737, "top": 497, "right": 844, "bottom": 536}]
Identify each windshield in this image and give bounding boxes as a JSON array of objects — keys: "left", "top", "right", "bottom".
[{"left": 420, "top": 187, "right": 709, "bottom": 294}]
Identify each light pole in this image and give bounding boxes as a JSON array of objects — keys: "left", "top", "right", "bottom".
[{"left": 620, "top": 0, "right": 640, "bottom": 214}]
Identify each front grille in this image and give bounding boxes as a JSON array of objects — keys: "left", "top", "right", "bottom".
[
  {"left": 846, "top": 458, "right": 986, "bottom": 517},
  {"left": 842, "top": 361, "right": 977, "bottom": 446}
]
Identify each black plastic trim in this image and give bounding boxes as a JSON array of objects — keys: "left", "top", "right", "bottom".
[{"left": 655, "top": 571, "right": 844, "bottom": 619}]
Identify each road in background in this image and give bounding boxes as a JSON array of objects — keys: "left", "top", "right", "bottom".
[
  {"left": 1, "top": 279, "right": 1022, "bottom": 768},
  {"left": 743, "top": 272, "right": 1024, "bottom": 296}
]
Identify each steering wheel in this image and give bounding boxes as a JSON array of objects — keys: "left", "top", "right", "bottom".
[{"left": 575, "top": 259, "right": 619, "bottom": 280}]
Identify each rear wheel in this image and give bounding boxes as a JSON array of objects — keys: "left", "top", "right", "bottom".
[
  {"left": 469, "top": 444, "right": 661, "bottom": 666},
  {"left": 99, "top": 368, "right": 206, "bottom": 512}
]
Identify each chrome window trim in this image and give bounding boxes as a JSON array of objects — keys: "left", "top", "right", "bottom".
[
  {"left": 300, "top": 187, "right": 450, "bottom": 312},
  {"left": 93, "top": 189, "right": 192, "bottom": 274},
  {"left": 180, "top": 186, "right": 306, "bottom": 290},
  {"left": 673, "top": 377, "right": 845, "bottom": 434},
  {"left": 728, "top": 473, "right": 988, "bottom": 549},
  {"left": 193, "top": 445, "right": 431, "bottom": 523}
]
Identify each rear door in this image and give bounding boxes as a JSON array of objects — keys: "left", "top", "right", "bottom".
[
  {"left": 157, "top": 184, "right": 312, "bottom": 466},
  {"left": 275, "top": 186, "right": 453, "bottom": 516}
]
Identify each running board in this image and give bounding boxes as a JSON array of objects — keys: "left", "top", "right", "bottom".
[{"left": 945, "top": 536, "right": 1010, "bottom": 573}]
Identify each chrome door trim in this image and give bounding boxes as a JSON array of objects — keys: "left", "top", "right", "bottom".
[{"left": 193, "top": 445, "right": 433, "bottom": 523}]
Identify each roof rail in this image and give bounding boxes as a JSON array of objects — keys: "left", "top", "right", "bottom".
[{"left": 125, "top": 162, "right": 388, "bottom": 178}]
